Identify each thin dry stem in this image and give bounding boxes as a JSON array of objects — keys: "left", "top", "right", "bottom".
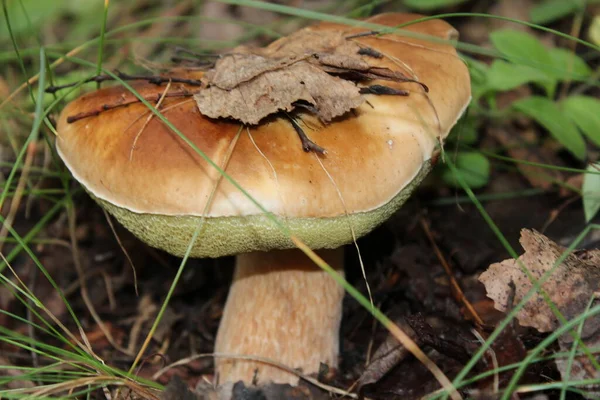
[
  {"left": 102, "top": 209, "right": 138, "bottom": 296},
  {"left": 129, "top": 81, "right": 172, "bottom": 161},
  {"left": 472, "top": 328, "right": 499, "bottom": 393},
  {"left": 25, "top": 375, "right": 159, "bottom": 399},
  {"left": 127, "top": 295, "right": 157, "bottom": 355},
  {"left": 420, "top": 217, "right": 484, "bottom": 326},
  {"left": 0, "top": 42, "right": 90, "bottom": 112},
  {"left": 1, "top": 253, "right": 98, "bottom": 361},
  {"left": 313, "top": 155, "right": 374, "bottom": 309}
]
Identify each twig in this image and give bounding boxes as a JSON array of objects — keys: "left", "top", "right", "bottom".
[
  {"left": 359, "top": 84, "right": 409, "bottom": 96},
  {"left": 420, "top": 217, "right": 485, "bottom": 327},
  {"left": 286, "top": 115, "right": 327, "bottom": 154},
  {"left": 357, "top": 46, "right": 383, "bottom": 58},
  {"left": 65, "top": 90, "right": 193, "bottom": 123},
  {"left": 45, "top": 71, "right": 202, "bottom": 94}
]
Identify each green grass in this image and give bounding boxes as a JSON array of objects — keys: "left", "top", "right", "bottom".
[{"left": 2, "top": 0, "right": 600, "bottom": 398}]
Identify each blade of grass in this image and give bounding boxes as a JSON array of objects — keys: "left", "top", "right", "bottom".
[
  {"left": 95, "top": 0, "right": 109, "bottom": 89},
  {"left": 559, "top": 294, "right": 597, "bottom": 400},
  {"left": 217, "top": 0, "right": 600, "bottom": 60},
  {"left": 0, "top": 46, "right": 46, "bottom": 211}
]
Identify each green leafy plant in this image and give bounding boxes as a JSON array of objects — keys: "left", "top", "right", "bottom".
[
  {"left": 442, "top": 151, "right": 490, "bottom": 189},
  {"left": 582, "top": 163, "right": 600, "bottom": 222},
  {"left": 442, "top": 25, "right": 600, "bottom": 223},
  {"left": 529, "top": 0, "right": 600, "bottom": 25},
  {"left": 403, "top": 0, "right": 470, "bottom": 11},
  {"left": 487, "top": 29, "right": 595, "bottom": 161}
]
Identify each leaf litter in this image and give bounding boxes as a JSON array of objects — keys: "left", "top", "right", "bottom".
[
  {"left": 195, "top": 29, "right": 427, "bottom": 125},
  {"left": 479, "top": 229, "right": 600, "bottom": 397}
]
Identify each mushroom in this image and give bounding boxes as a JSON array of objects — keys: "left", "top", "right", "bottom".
[{"left": 55, "top": 13, "right": 470, "bottom": 387}]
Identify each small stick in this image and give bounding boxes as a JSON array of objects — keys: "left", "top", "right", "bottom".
[
  {"left": 291, "top": 101, "right": 319, "bottom": 115},
  {"left": 286, "top": 115, "right": 327, "bottom": 155},
  {"left": 66, "top": 90, "right": 193, "bottom": 123},
  {"left": 46, "top": 71, "right": 202, "bottom": 94},
  {"left": 359, "top": 85, "right": 409, "bottom": 96},
  {"left": 357, "top": 46, "right": 383, "bottom": 58}
]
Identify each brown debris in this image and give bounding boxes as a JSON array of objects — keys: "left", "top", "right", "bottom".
[
  {"left": 358, "top": 315, "right": 476, "bottom": 398},
  {"left": 479, "top": 229, "right": 600, "bottom": 333},
  {"left": 160, "top": 375, "right": 200, "bottom": 400},
  {"left": 488, "top": 123, "right": 566, "bottom": 191},
  {"left": 479, "top": 229, "right": 600, "bottom": 397},
  {"left": 195, "top": 29, "right": 424, "bottom": 125},
  {"left": 196, "top": 59, "right": 363, "bottom": 125},
  {"left": 188, "top": 380, "right": 331, "bottom": 400}
]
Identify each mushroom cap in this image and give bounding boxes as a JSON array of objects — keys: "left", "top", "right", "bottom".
[{"left": 56, "top": 13, "right": 471, "bottom": 258}]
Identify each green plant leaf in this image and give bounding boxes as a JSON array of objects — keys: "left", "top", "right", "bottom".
[
  {"left": 513, "top": 96, "right": 586, "bottom": 160},
  {"left": 530, "top": 0, "right": 581, "bottom": 25},
  {"left": 562, "top": 96, "right": 600, "bottom": 147},
  {"left": 486, "top": 60, "right": 553, "bottom": 91},
  {"left": 582, "top": 163, "right": 600, "bottom": 222},
  {"left": 448, "top": 116, "right": 478, "bottom": 145},
  {"left": 442, "top": 152, "right": 490, "bottom": 189},
  {"left": 548, "top": 48, "right": 592, "bottom": 80},
  {"left": 490, "top": 30, "right": 553, "bottom": 66},
  {"left": 490, "top": 30, "right": 557, "bottom": 95},
  {"left": 403, "top": 0, "right": 469, "bottom": 11}
]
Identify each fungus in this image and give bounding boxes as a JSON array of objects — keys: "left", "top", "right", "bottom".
[{"left": 55, "top": 13, "right": 470, "bottom": 388}]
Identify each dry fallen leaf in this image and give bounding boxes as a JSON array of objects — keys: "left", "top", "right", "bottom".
[
  {"left": 479, "top": 229, "right": 600, "bottom": 397},
  {"left": 479, "top": 229, "right": 600, "bottom": 333},
  {"left": 196, "top": 58, "right": 363, "bottom": 125},
  {"left": 195, "top": 29, "right": 422, "bottom": 125}
]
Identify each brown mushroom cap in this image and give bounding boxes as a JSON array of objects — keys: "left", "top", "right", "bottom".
[{"left": 56, "top": 13, "right": 470, "bottom": 258}]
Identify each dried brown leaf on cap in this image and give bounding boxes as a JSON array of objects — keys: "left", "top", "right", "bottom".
[
  {"left": 195, "top": 29, "right": 425, "bottom": 125},
  {"left": 479, "top": 229, "right": 600, "bottom": 397}
]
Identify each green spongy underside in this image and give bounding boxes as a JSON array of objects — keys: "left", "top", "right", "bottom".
[{"left": 93, "top": 161, "right": 432, "bottom": 258}]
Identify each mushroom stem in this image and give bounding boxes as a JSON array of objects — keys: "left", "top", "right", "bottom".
[{"left": 215, "top": 248, "right": 345, "bottom": 386}]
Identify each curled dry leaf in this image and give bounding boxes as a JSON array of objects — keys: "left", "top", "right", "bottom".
[
  {"left": 479, "top": 229, "right": 600, "bottom": 333},
  {"left": 479, "top": 229, "right": 600, "bottom": 397},
  {"left": 195, "top": 29, "right": 423, "bottom": 125}
]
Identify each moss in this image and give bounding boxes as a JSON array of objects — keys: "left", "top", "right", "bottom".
[{"left": 94, "top": 161, "right": 432, "bottom": 258}]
